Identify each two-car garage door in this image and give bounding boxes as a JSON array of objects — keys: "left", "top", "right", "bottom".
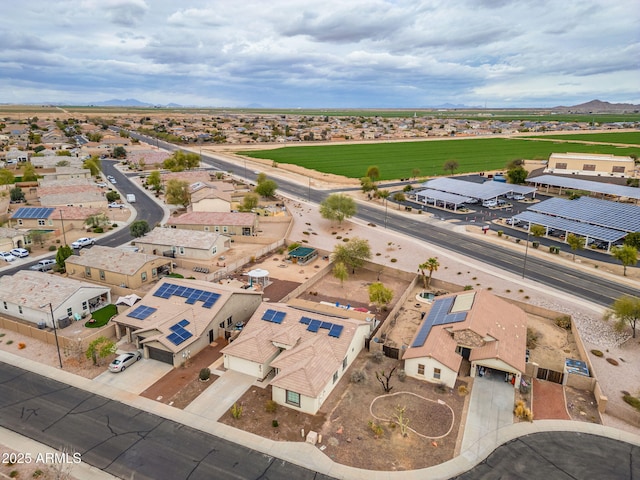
[{"left": 147, "top": 347, "right": 174, "bottom": 365}]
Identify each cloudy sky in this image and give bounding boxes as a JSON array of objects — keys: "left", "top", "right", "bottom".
[{"left": 1, "top": 0, "right": 638, "bottom": 108}]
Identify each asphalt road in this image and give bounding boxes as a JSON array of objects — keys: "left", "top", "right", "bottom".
[{"left": 0, "top": 362, "right": 335, "bottom": 480}]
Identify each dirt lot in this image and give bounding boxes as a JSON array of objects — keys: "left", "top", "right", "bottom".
[
  {"left": 220, "top": 353, "right": 468, "bottom": 471},
  {"left": 527, "top": 314, "right": 579, "bottom": 371}
]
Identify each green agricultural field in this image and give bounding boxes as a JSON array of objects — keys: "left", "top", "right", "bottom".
[
  {"left": 523, "top": 132, "right": 640, "bottom": 145},
  {"left": 241, "top": 138, "right": 640, "bottom": 180}
]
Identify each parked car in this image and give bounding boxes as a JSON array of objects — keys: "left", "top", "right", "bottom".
[
  {"left": 108, "top": 202, "right": 125, "bottom": 209},
  {"left": 0, "top": 251, "right": 17, "bottom": 262},
  {"left": 95, "top": 182, "right": 108, "bottom": 188},
  {"left": 71, "top": 237, "right": 95, "bottom": 249},
  {"left": 482, "top": 199, "right": 497, "bottom": 208},
  {"left": 30, "top": 259, "right": 57, "bottom": 271},
  {"left": 10, "top": 248, "right": 29, "bottom": 258},
  {"left": 513, "top": 194, "right": 525, "bottom": 200},
  {"left": 108, "top": 351, "right": 142, "bottom": 373}
]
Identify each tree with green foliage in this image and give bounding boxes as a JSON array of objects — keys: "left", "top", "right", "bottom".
[
  {"left": 369, "top": 282, "right": 394, "bottom": 312},
  {"left": 0, "top": 170, "right": 15, "bottom": 185},
  {"left": 402, "top": 184, "right": 413, "bottom": 193},
  {"left": 239, "top": 192, "right": 259, "bottom": 212},
  {"left": 530, "top": 224, "right": 546, "bottom": 238},
  {"left": 106, "top": 191, "right": 121, "bottom": 203},
  {"left": 443, "top": 159, "right": 459, "bottom": 176},
  {"left": 418, "top": 257, "right": 440, "bottom": 288},
  {"left": 29, "top": 230, "right": 49, "bottom": 248},
  {"left": 624, "top": 232, "right": 640, "bottom": 250},
  {"left": 146, "top": 170, "right": 163, "bottom": 194},
  {"left": 21, "top": 162, "right": 37, "bottom": 182},
  {"left": 360, "top": 176, "right": 376, "bottom": 193},
  {"left": 86, "top": 336, "right": 116, "bottom": 366},
  {"left": 56, "top": 150, "right": 72, "bottom": 156},
  {"left": 611, "top": 244, "right": 638, "bottom": 276},
  {"left": 506, "top": 165, "right": 528, "bottom": 184},
  {"left": 165, "top": 179, "right": 190, "bottom": 207},
  {"left": 255, "top": 172, "right": 267, "bottom": 185},
  {"left": 333, "top": 261, "right": 349, "bottom": 285},
  {"left": 87, "top": 132, "right": 103, "bottom": 142},
  {"left": 112, "top": 146, "right": 127, "bottom": 159},
  {"left": 129, "top": 220, "right": 150, "bottom": 238},
  {"left": 366, "top": 166, "right": 380, "bottom": 183},
  {"left": 255, "top": 179, "right": 278, "bottom": 197},
  {"left": 332, "top": 237, "right": 371, "bottom": 274},
  {"left": 55, "top": 159, "right": 70, "bottom": 166},
  {"left": 566, "top": 234, "right": 585, "bottom": 261},
  {"left": 604, "top": 295, "right": 640, "bottom": 338},
  {"left": 393, "top": 192, "right": 406, "bottom": 209},
  {"left": 34, "top": 145, "right": 46, "bottom": 153},
  {"left": 319, "top": 193, "right": 357, "bottom": 225},
  {"left": 83, "top": 156, "right": 102, "bottom": 176},
  {"left": 85, "top": 213, "right": 109, "bottom": 229},
  {"left": 10, "top": 186, "right": 24, "bottom": 202},
  {"left": 55, "top": 245, "right": 73, "bottom": 273},
  {"left": 163, "top": 151, "right": 199, "bottom": 171}
]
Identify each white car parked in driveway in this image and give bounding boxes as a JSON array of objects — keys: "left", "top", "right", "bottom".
[
  {"left": 108, "top": 202, "right": 125, "bottom": 209},
  {"left": 10, "top": 248, "right": 29, "bottom": 258},
  {"left": 71, "top": 237, "right": 95, "bottom": 249},
  {"left": 0, "top": 251, "right": 17, "bottom": 262},
  {"left": 108, "top": 351, "right": 142, "bottom": 373}
]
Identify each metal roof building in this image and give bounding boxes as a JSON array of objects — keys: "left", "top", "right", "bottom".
[
  {"left": 527, "top": 175, "right": 640, "bottom": 202},
  {"left": 421, "top": 177, "right": 536, "bottom": 201}
]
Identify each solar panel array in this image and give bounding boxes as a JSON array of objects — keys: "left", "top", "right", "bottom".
[
  {"left": 411, "top": 297, "right": 468, "bottom": 348},
  {"left": 126, "top": 305, "right": 157, "bottom": 320},
  {"left": 12, "top": 207, "right": 55, "bottom": 219},
  {"left": 527, "top": 174, "right": 640, "bottom": 201},
  {"left": 153, "top": 283, "right": 220, "bottom": 308},
  {"left": 528, "top": 196, "right": 640, "bottom": 233},
  {"left": 167, "top": 319, "right": 193, "bottom": 345},
  {"left": 262, "top": 309, "right": 286, "bottom": 324},
  {"left": 422, "top": 177, "right": 536, "bottom": 201},
  {"left": 513, "top": 211, "right": 627, "bottom": 242},
  {"left": 299, "top": 316, "right": 344, "bottom": 338},
  {"left": 414, "top": 189, "right": 474, "bottom": 206}
]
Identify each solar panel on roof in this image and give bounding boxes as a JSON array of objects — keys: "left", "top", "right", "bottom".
[
  {"left": 167, "top": 332, "right": 183, "bottom": 345},
  {"left": 328, "top": 324, "right": 343, "bottom": 338},
  {"left": 153, "top": 283, "right": 221, "bottom": 307},
  {"left": 411, "top": 296, "right": 469, "bottom": 348},
  {"left": 262, "top": 309, "right": 276, "bottom": 321},
  {"left": 167, "top": 320, "right": 193, "bottom": 345},
  {"left": 126, "top": 305, "right": 157, "bottom": 320},
  {"left": 13, "top": 207, "right": 55, "bottom": 219},
  {"left": 299, "top": 316, "right": 312, "bottom": 325},
  {"left": 307, "top": 320, "right": 321, "bottom": 332},
  {"left": 320, "top": 321, "right": 333, "bottom": 330},
  {"left": 178, "top": 319, "right": 190, "bottom": 327},
  {"left": 273, "top": 311, "right": 286, "bottom": 324}
]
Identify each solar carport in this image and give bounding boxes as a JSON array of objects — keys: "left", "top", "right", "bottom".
[
  {"left": 414, "top": 189, "right": 474, "bottom": 211},
  {"left": 421, "top": 177, "right": 536, "bottom": 202},
  {"left": 527, "top": 175, "right": 640, "bottom": 202}
]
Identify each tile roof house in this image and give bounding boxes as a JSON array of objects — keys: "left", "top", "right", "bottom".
[
  {"left": 65, "top": 246, "right": 173, "bottom": 289},
  {"left": 166, "top": 211, "right": 259, "bottom": 236},
  {"left": 222, "top": 303, "right": 371, "bottom": 414},
  {"left": 189, "top": 181, "right": 240, "bottom": 212},
  {"left": 9, "top": 206, "right": 108, "bottom": 234},
  {"left": 0, "top": 271, "right": 111, "bottom": 328},
  {"left": 112, "top": 278, "right": 262, "bottom": 367},
  {"left": 0, "top": 226, "right": 29, "bottom": 251},
  {"left": 37, "top": 184, "right": 105, "bottom": 208},
  {"left": 403, "top": 290, "right": 527, "bottom": 389},
  {"left": 134, "top": 227, "right": 230, "bottom": 261}
]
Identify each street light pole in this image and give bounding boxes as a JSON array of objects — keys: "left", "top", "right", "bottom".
[
  {"left": 521, "top": 229, "right": 531, "bottom": 279},
  {"left": 41, "top": 302, "right": 63, "bottom": 368}
]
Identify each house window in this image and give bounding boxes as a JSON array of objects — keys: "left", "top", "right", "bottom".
[
  {"left": 99, "top": 270, "right": 105, "bottom": 280},
  {"left": 418, "top": 364, "right": 425, "bottom": 375},
  {"left": 67, "top": 307, "right": 73, "bottom": 317},
  {"left": 583, "top": 164, "right": 596, "bottom": 171},
  {"left": 555, "top": 162, "right": 567, "bottom": 169},
  {"left": 141, "top": 272, "right": 147, "bottom": 282},
  {"left": 226, "top": 316, "right": 233, "bottom": 326},
  {"left": 18, "top": 219, "right": 23, "bottom": 226},
  {"left": 170, "top": 225, "right": 177, "bottom": 229},
  {"left": 85, "top": 267, "right": 91, "bottom": 277},
  {"left": 286, "top": 390, "right": 300, "bottom": 407},
  {"left": 342, "top": 356, "right": 348, "bottom": 370},
  {"left": 612, "top": 166, "right": 625, "bottom": 173},
  {"left": 18, "top": 306, "right": 23, "bottom": 315},
  {"left": 152, "top": 268, "right": 157, "bottom": 278},
  {"left": 204, "top": 226, "right": 210, "bottom": 232},
  {"left": 3, "top": 301, "right": 7, "bottom": 310},
  {"left": 215, "top": 226, "right": 220, "bottom": 233},
  {"left": 49, "top": 219, "right": 53, "bottom": 226},
  {"left": 433, "top": 368, "right": 441, "bottom": 380},
  {"left": 38, "top": 219, "right": 45, "bottom": 226},
  {"left": 179, "top": 246, "right": 185, "bottom": 255},
  {"left": 82, "top": 301, "right": 88, "bottom": 311},
  {"left": 223, "top": 226, "right": 228, "bottom": 233},
  {"left": 333, "top": 371, "right": 338, "bottom": 383},
  {"left": 212, "top": 246, "right": 217, "bottom": 254},
  {"left": 219, "top": 321, "right": 225, "bottom": 329}
]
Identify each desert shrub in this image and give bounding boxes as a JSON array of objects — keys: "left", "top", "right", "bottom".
[
  {"left": 606, "top": 358, "right": 619, "bottom": 366},
  {"left": 350, "top": 369, "right": 368, "bottom": 384},
  {"left": 436, "top": 382, "right": 449, "bottom": 394},
  {"left": 514, "top": 400, "right": 534, "bottom": 422},
  {"left": 336, "top": 236, "right": 342, "bottom": 240},
  {"left": 287, "top": 242, "right": 301, "bottom": 251},
  {"left": 368, "top": 420, "right": 384, "bottom": 438},
  {"left": 48, "top": 245, "right": 57, "bottom": 251},
  {"left": 390, "top": 258, "right": 397, "bottom": 262},
  {"left": 555, "top": 315, "right": 572, "bottom": 330},
  {"left": 526, "top": 328, "right": 538, "bottom": 349},
  {"left": 343, "top": 237, "right": 350, "bottom": 242},
  {"left": 199, "top": 367, "right": 211, "bottom": 381},
  {"left": 9, "top": 471, "right": 18, "bottom": 478},
  {"left": 302, "top": 231, "right": 310, "bottom": 235},
  {"left": 623, "top": 394, "right": 640, "bottom": 412},
  {"left": 458, "top": 385, "right": 469, "bottom": 396},
  {"left": 6, "top": 340, "right": 13, "bottom": 345},
  {"left": 272, "top": 419, "right": 279, "bottom": 428},
  {"left": 372, "top": 351, "right": 385, "bottom": 364},
  {"left": 591, "top": 349, "right": 604, "bottom": 357},
  {"left": 265, "top": 400, "right": 278, "bottom": 413},
  {"left": 397, "top": 369, "right": 406, "bottom": 382},
  {"left": 497, "top": 230, "right": 503, "bottom": 237},
  {"left": 18, "top": 342, "right": 26, "bottom": 349},
  {"left": 230, "top": 402, "right": 243, "bottom": 419},
  {"left": 94, "top": 227, "right": 104, "bottom": 233},
  {"left": 463, "top": 285, "right": 473, "bottom": 291}
]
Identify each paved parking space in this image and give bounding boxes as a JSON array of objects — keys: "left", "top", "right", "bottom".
[{"left": 93, "top": 358, "right": 173, "bottom": 394}]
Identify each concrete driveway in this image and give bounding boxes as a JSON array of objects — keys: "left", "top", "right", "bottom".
[
  {"left": 93, "top": 358, "right": 173, "bottom": 394},
  {"left": 461, "top": 374, "right": 515, "bottom": 461},
  {"left": 185, "top": 369, "right": 256, "bottom": 420}
]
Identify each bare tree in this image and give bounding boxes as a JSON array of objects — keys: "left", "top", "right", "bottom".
[{"left": 375, "top": 367, "right": 396, "bottom": 393}]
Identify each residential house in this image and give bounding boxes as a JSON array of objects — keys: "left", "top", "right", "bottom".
[
  {"left": 222, "top": 303, "right": 371, "bottom": 415},
  {"left": 190, "top": 181, "right": 236, "bottom": 212},
  {"left": 37, "top": 184, "right": 105, "bottom": 208},
  {"left": 134, "top": 227, "right": 230, "bottom": 261},
  {"left": 403, "top": 290, "right": 527, "bottom": 389},
  {"left": 0, "top": 226, "right": 29, "bottom": 250},
  {"left": 65, "top": 246, "right": 172, "bottom": 289},
  {"left": 113, "top": 278, "right": 262, "bottom": 366},
  {"left": 0, "top": 271, "right": 111, "bottom": 328},
  {"left": 5, "top": 149, "right": 29, "bottom": 164},
  {"left": 9, "top": 206, "right": 108, "bottom": 236},
  {"left": 166, "top": 211, "right": 258, "bottom": 236}
]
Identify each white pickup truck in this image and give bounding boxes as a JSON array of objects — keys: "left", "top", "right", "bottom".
[
  {"left": 71, "top": 237, "right": 95, "bottom": 249},
  {"left": 126, "top": 193, "right": 136, "bottom": 203}
]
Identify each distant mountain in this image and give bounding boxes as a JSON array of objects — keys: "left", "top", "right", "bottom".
[{"left": 553, "top": 99, "right": 640, "bottom": 113}]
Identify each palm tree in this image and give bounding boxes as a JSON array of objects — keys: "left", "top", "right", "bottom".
[
  {"left": 378, "top": 189, "right": 390, "bottom": 228},
  {"left": 418, "top": 257, "right": 440, "bottom": 288}
]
